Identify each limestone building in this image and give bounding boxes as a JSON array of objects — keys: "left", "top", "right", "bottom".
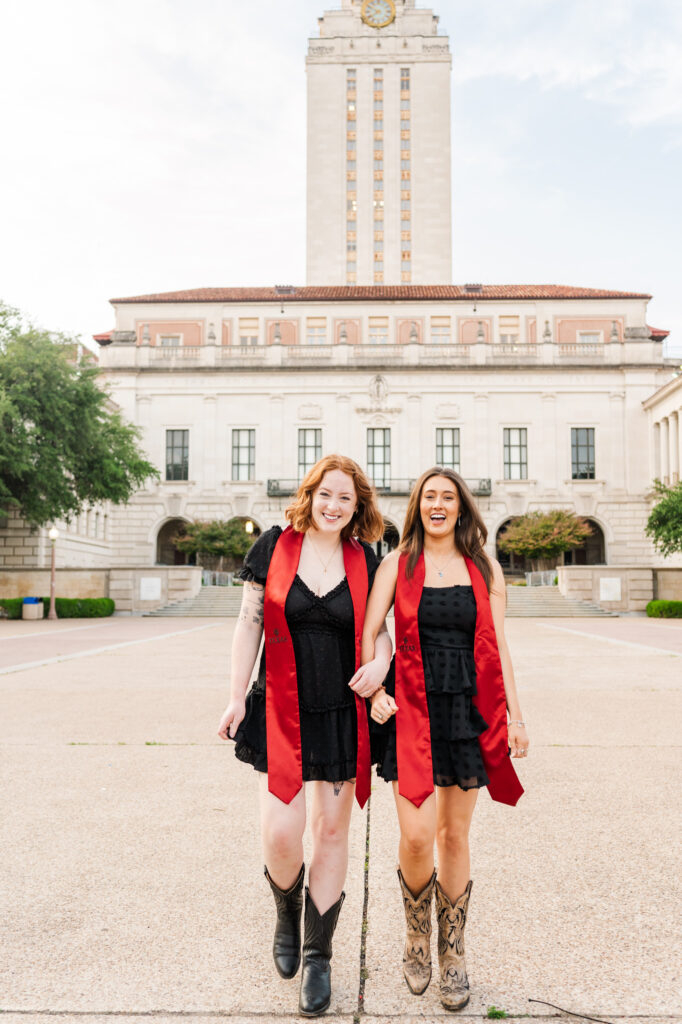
[
  {"left": 307, "top": 0, "right": 451, "bottom": 285},
  {"left": 1, "top": 0, "right": 679, "bottom": 605}
]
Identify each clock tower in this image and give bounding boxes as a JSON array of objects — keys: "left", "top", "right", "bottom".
[{"left": 306, "top": 0, "right": 452, "bottom": 286}]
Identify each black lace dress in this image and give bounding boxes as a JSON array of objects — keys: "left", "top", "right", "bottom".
[
  {"left": 233, "top": 526, "right": 378, "bottom": 783},
  {"left": 374, "top": 585, "right": 490, "bottom": 791}
]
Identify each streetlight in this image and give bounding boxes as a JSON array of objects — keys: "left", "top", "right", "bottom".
[
  {"left": 48, "top": 527, "right": 59, "bottom": 621},
  {"left": 244, "top": 520, "right": 254, "bottom": 535}
]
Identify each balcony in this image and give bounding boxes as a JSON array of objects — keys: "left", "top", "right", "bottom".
[
  {"left": 99, "top": 339, "right": 666, "bottom": 372},
  {"left": 267, "top": 477, "right": 492, "bottom": 498}
]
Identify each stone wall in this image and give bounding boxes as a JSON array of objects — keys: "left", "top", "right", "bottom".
[
  {"left": 557, "top": 565, "right": 654, "bottom": 613},
  {"left": 0, "top": 566, "right": 202, "bottom": 614},
  {"left": 653, "top": 569, "right": 682, "bottom": 601}
]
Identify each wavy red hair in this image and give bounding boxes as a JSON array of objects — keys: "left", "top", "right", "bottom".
[{"left": 286, "top": 455, "right": 384, "bottom": 543}]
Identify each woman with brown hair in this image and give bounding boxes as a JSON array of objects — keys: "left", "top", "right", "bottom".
[
  {"left": 218, "top": 455, "right": 390, "bottom": 1018},
  {"left": 363, "top": 468, "right": 528, "bottom": 1011}
]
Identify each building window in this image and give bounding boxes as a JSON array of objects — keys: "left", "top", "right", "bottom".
[
  {"left": 499, "top": 315, "right": 520, "bottom": 345},
  {"left": 166, "top": 430, "right": 189, "bottom": 481},
  {"left": 436, "top": 428, "right": 460, "bottom": 470},
  {"left": 401, "top": 68, "right": 410, "bottom": 90},
  {"left": 232, "top": 429, "right": 255, "bottom": 481},
  {"left": 503, "top": 428, "right": 528, "bottom": 480},
  {"left": 160, "top": 335, "right": 181, "bottom": 347},
  {"left": 571, "top": 428, "right": 595, "bottom": 479},
  {"left": 299, "top": 429, "right": 322, "bottom": 478},
  {"left": 431, "top": 325, "right": 451, "bottom": 344},
  {"left": 368, "top": 428, "right": 391, "bottom": 488},
  {"left": 578, "top": 331, "right": 601, "bottom": 344}
]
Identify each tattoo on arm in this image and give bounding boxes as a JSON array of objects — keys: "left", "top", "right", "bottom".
[
  {"left": 333, "top": 781, "right": 344, "bottom": 796},
  {"left": 240, "top": 582, "right": 265, "bottom": 627}
]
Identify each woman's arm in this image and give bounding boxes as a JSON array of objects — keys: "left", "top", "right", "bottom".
[
  {"left": 217, "top": 582, "right": 265, "bottom": 739},
  {"left": 349, "top": 550, "right": 400, "bottom": 712},
  {"left": 489, "top": 559, "right": 529, "bottom": 757}
]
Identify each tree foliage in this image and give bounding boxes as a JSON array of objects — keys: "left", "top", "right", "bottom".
[
  {"left": 645, "top": 480, "right": 682, "bottom": 557},
  {"left": 174, "top": 519, "right": 255, "bottom": 571},
  {"left": 497, "top": 510, "right": 593, "bottom": 569},
  {"left": 0, "top": 303, "right": 158, "bottom": 526}
]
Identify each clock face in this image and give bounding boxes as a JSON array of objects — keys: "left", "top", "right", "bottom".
[{"left": 361, "top": 0, "right": 396, "bottom": 29}]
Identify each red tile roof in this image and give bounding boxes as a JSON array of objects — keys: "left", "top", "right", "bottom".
[
  {"left": 648, "top": 325, "right": 670, "bottom": 340},
  {"left": 92, "top": 331, "right": 112, "bottom": 343},
  {"left": 110, "top": 284, "right": 652, "bottom": 304}
]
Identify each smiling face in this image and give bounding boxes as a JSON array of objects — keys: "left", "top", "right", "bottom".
[
  {"left": 310, "top": 469, "right": 358, "bottom": 535},
  {"left": 419, "top": 474, "right": 461, "bottom": 540}
]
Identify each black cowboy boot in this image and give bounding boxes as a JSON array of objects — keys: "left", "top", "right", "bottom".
[
  {"left": 298, "top": 887, "right": 345, "bottom": 1017},
  {"left": 264, "top": 863, "right": 305, "bottom": 979}
]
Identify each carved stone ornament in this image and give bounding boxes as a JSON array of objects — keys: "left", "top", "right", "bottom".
[
  {"left": 436, "top": 403, "right": 460, "bottom": 420},
  {"left": 298, "top": 404, "right": 323, "bottom": 420},
  {"left": 369, "top": 374, "right": 389, "bottom": 407}
]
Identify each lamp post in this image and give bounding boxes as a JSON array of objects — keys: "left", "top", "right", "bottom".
[
  {"left": 48, "top": 527, "right": 59, "bottom": 621},
  {"left": 244, "top": 520, "right": 254, "bottom": 536}
]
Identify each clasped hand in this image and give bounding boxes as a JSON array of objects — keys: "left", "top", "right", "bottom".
[{"left": 348, "top": 658, "right": 388, "bottom": 699}]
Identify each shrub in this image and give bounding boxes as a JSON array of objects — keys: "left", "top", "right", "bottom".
[
  {"left": 646, "top": 600, "right": 682, "bottom": 619},
  {"left": 40, "top": 597, "right": 115, "bottom": 618},
  {"left": 0, "top": 597, "right": 24, "bottom": 619}
]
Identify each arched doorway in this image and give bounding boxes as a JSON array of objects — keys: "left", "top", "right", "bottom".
[
  {"left": 563, "top": 519, "right": 606, "bottom": 565},
  {"left": 156, "top": 518, "right": 193, "bottom": 565},
  {"left": 375, "top": 519, "right": 400, "bottom": 560}
]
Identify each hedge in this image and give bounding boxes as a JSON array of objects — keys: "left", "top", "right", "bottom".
[
  {"left": 41, "top": 597, "right": 115, "bottom": 618},
  {"left": 646, "top": 600, "right": 682, "bottom": 619},
  {"left": 0, "top": 597, "right": 115, "bottom": 619},
  {"left": 0, "top": 598, "right": 24, "bottom": 619}
]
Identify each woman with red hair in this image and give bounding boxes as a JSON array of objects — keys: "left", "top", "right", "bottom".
[
  {"left": 363, "top": 468, "right": 528, "bottom": 1011},
  {"left": 218, "top": 455, "right": 389, "bottom": 1017}
]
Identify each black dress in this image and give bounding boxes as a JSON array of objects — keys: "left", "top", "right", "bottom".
[
  {"left": 374, "top": 585, "right": 490, "bottom": 791},
  {"left": 233, "top": 526, "right": 379, "bottom": 783}
]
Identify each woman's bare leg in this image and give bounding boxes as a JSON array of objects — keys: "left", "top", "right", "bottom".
[
  {"left": 308, "top": 780, "right": 356, "bottom": 913},
  {"left": 392, "top": 782, "right": 437, "bottom": 894},
  {"left": 259, "top": 774, "right": 307, "bottom": 889},
  {"left": 435, "top": 786, "right": 478, "bottom": 900}
]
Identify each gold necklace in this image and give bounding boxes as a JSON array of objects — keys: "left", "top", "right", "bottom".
[
  {"left": 307, "top": 535, "right": 342, "bottom": 593},
  {"left": 424, "top": 548, "right": 458, "bottom": 579}
]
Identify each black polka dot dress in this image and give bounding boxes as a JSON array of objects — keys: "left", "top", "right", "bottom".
[{"left": 374, "top": 585, "right": 490, "bottom": 791}]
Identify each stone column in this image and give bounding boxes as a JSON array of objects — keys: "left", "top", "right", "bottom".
[
  {"left": 474, "top": 394, "right": 490, "bottom": 481},
  {"left": 203, "top": 397, "right": 217, "bottom": 493},
  {"left": 608, "top": 392, "right": 626, "bottom": 491},
  {"left": 660, "top": 417, "right": 670, "bottom": 484},
  {"left": 678, "top": 409, "right": 682, "bottom": 483},
  {"left": 542, "top": 394, "right": 557, "bottom": 491},
  {"left": 670, "top": 410, "right": 680, "bottom": 485},
  {"left": 407, "top": 394, "right": 422, "bottom": 477}
]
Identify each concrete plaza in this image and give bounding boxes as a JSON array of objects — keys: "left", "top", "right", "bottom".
[{"left": 1, "top": 614, "right": 680, "bottom": 1024}]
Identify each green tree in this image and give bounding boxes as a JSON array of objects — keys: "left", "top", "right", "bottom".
[
  {"left": 174, "top": 519, "right": 254, "bottom": 572},
  {"left": 497, "top": 509, "right": 593, "bottom": 571},
  {"left": 645, "top": 480, "right": 682, "bottom": 557},
  {"left": 0, "top": 303, "right": 158, "bottom": 526}
]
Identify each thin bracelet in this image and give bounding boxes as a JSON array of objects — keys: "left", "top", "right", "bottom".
[{"left": 508, "top": 719, "right": 526, "bottom": 728}]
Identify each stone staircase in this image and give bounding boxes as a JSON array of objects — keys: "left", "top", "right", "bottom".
[
  {"left": 505, "top": 584, "right": 615, "bottom": 617},
  {"left": 146, "top": 586, "right": 244, "bottom": 617},
  {"left": 147, "top": 583, "right": 614, "bottom": 619}
]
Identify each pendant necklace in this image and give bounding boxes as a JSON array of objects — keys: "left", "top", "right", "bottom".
[
  {"left": 424, "top": 548, "right": 458, "bottom": 579},
  {"left": 307, "top": 535, "right": 342, "bottom": 595}
]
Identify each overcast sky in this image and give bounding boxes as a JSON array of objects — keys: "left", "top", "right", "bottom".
[{"left": 1, "top": 0, "right": 680, "bottom": 354}]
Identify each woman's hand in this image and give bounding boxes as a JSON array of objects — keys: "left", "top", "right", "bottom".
[
  {"left": 349, "top": 658, "right": 389, "bottom": 698},
  {"left": 508, "top": 721, "right": 530, "bottom": 758},
  {"left": 218, "top": 698, "right": 246, "bottom": 740},
  {"left": 370, "top": 686, "right": 399, "bottom": 725}
]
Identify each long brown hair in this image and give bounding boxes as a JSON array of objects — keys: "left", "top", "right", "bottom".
[
  {"left": 286, "top": 454, "right": 384, "bottom": 543},
  {"left": 400, "top": 467, "right": 493, "bottom": 591}
]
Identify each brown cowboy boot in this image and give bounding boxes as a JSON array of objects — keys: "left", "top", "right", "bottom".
[
  {"left": 435, "top": 878, "right": 473, "bottom": 1011},
  {"left": 397, "top": 867, "right": 437, "bottom": 995}
]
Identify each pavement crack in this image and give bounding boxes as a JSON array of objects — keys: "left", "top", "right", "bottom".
[{"left": 354, "top": 792, "right": 372, "bottom": 1024}]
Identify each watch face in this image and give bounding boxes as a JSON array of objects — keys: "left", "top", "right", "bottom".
[{"left": 361, "top": 0, "right": 396, "bottom": 29}]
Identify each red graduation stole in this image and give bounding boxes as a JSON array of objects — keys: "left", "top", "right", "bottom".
[
  {"left": 393, "top": 552, "right": 523, "bottom": 808},
  {"left": 263, "top": 525, "right": 372, "bottom": 808}
]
